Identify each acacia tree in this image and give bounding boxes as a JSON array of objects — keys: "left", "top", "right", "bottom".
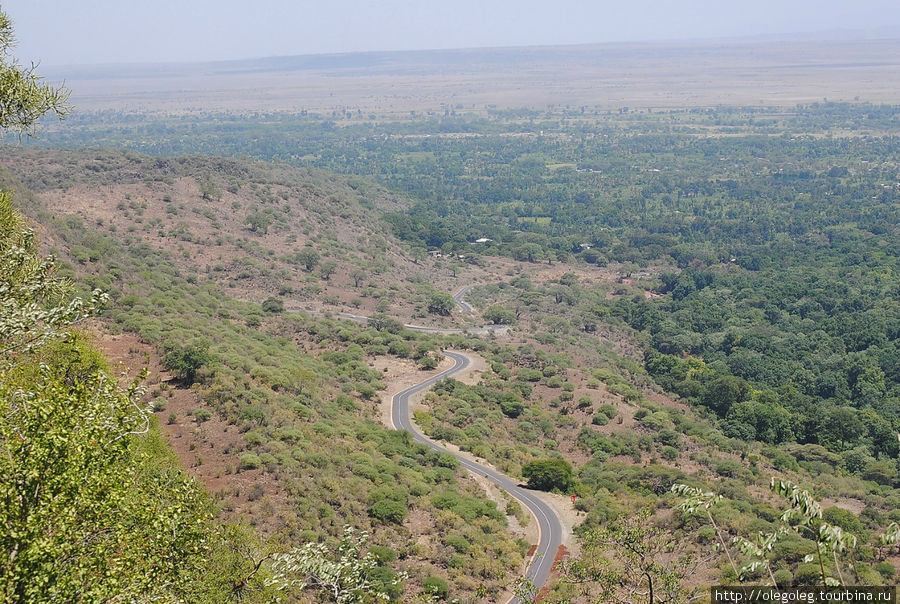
[
  {"left": 350, "top": 268, "right": 367, "bottom": 288},
  {"left": 427, "top": 291, "right": 455, "bottom": 316},
  {"left": 521, "top": 458, "right": 574, "bottom": 492},
  {"left": 295, "top": 248, "right": 320, "bottom": 271}
]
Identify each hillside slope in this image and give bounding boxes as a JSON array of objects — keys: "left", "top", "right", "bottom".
[{"left": 1, "top": 148, "right": 533, "bottom": 602}]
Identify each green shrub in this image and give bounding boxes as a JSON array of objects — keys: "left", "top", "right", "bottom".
[
  {"left": 261, "top": 297, "right": 284, "bottom": 313},
  {"left": 369, "top": 499, "right": 407, "bottom": 524},
  {"left": 714, "top": 459, "right": 744, "bottom": 478},
  {"left": 771, "top": 536, "right": 816, "bottom": 564},
  {"left": 422, "top": 576, "right": 449, "bottom": 600},
  {"left": 874, "top": 561, "right": 896, "bottom": 581},
  {"left": 162, "top": 342, "right": 212, "bottom": 383},
  {"left": 368, "top": 545, "right": 397, "bottom": 565},
  {"left": 697, "top": 525, "right": 716, "bottom": 544},
  {"left": 598, "top": 403, "right": 617, "bottom": 418},
  {"left": 258, "top": 453, "right": 277, "bottom": 468},
  {"left": 445, "top": 535, "right": 470, "bottom": 553},
  {"left": 822, "top": 507, "right": 863, "bottom": 535},
  {"left": 545, "top": 375, "right": 563, "bottom": 388},
  {"left": 793, "top": 563, "right": 821, "bottom": 586},
  {"left": 239, "top": 453, "right": 261, "bottom": 469},
  {"left": 369, "top": 566, "right": 404, "bottom": 601},
  {"left": 591, "top": 413, "right": 610, "bottom": 426},
  {"left": 518, "top": 369, "right": 542, "bottom": 382},
  {"left": 500, "top": 394, "right": 525, "bottom": 418},
  {"left": 371, "top": 486, "right": 408, "bottom": 503},
  {"left": 773, "top": 569, "right": 794, "bottom": 587}
]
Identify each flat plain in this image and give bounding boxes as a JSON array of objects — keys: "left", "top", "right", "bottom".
[{"left": 44, "top": 36, "right": 900, "bottom": 116}]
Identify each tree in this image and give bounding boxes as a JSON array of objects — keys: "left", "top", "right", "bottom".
[
  {"left": 245, "top": 210, "right": 273, "bottom": 234},
  {"left": 483, "top": 305, "right": 517, "bottom": 325},
  {"left": 319, "top": 260, "right": 338, "bottom": 280},
  {"left": 369, "top": 313, "right": 404, "bottom": 334},
  {"left": 700, "top": 375, "right": 750, "bottom": 416},
  {"left": 513, "top": 242, "right": 544, "bottom": 263},
  {"left": 770, "top": 479, "right": 858, "bottom": 586},
  {"left": 0, "top": 11, "right": 69, "bottom": 135},
  {"left": 162, "top": 341, "right": 212, "bottom": 383},
  {"left": 350, "top": 268, "right": 367, "bottom": 288},
  {"left": 261, "top": 296, "right": 285, "bottom": 313},
  {"left": 427, "top": 291, "right": 455, "bottom": 316},
  {"left": 199, "top": 180, "right": 221, "bottom": 201},
  {"left": 419, "top": 355, "right": 439, "bottom": 370},
  {"left": 671, "top": 484, "right": 741, "bottom": 581},
  {"left": 521, "top": 459, "right": 574, "bottom": 492},
  {"left": 295, "top": 248, "right": 320, "bottom": 271},
  {"left": 0, "top": 16, "right": 262, "bottom": 601},
  {"left": 818, "top": 406, "right": 865, "bottom": 451},
  {"left": 499, "top": 393, "right": 525, "bottom": 418},
  {"left": 369, "top": 499, "right": 407, "bottom": 524}
]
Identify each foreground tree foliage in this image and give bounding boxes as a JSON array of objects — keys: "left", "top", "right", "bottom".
[
  {"left": 266, "top": 525, "right": 403, "bottom": 603},
  {"left": 0, "top": 11, "right": 69, "bottom": 134},
  {"left": 0, "top": 194, "right": 215, "bottom": 599},
  {"left": 549, "top": 509, "right": 700, "bottom": 604},
  {"left": 0, "top": 15, "right": 279, "bottom": 599},
  {"left": 674, "top": 479, "right": 900, "bottom": 589}
]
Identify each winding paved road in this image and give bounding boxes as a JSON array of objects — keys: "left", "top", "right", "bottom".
[
  {"left": 453, "top": 286, "right": 475, "bottom": 313},
  {"left": 313, "top": 286, "right": 560, "bottom": 596},
  {"left": 391, "top": 350, "right": 563, "bottom": 601}
]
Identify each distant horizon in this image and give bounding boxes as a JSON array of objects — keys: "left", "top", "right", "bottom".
[
  {"left": 5, "top": 0, "right": 900, "bottom": 69},
  {"left": 34, "top": 25, "right": 900, "bottom": 73}
]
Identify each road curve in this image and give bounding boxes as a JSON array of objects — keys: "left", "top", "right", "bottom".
[
  {"left": 391, "top": 350, "right": 563, "bottom": 601},
  {"left": 453, "top": 286, "right": 475, "bottom": 313}
]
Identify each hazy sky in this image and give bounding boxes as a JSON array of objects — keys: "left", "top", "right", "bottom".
[{"left": 3, "top": 0, "right": 899, "bottom": 66}]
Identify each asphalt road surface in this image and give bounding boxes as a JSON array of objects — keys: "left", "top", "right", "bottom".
[
  {"left": 391, "top": 350, "right": 563, "bottom": 601},
  {"left": 453, "top": 286, "right": 475, "bottom": 313}
]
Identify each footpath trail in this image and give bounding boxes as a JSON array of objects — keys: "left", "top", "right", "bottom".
[{"left": 390, "top": 350, "right": 563, "bottom": 601}]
